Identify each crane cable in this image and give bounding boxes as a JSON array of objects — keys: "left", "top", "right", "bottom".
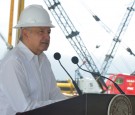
[{"left": 78, "top": 0, "right": 134, "bottom": 74}]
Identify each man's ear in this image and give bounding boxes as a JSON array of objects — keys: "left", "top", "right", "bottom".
[{"left": 22, "top": 28, "right": 29, "bottom": 38}]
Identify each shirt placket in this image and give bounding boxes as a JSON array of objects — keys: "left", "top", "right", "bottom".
[{"left": 34, "top": 55, "right": 40, "bottom": 69}]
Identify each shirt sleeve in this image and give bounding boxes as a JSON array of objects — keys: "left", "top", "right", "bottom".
[{"left": 0, "top": 58, "right": 67, "bottom": 113}]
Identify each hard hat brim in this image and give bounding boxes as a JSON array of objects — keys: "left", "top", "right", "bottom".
[{"left": 13, "top": 23, "right": 55, "bottom": 29}]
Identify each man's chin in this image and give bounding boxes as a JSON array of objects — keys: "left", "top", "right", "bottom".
[{"left": 42, "top": 48, "right": 48, "bottom": 52}]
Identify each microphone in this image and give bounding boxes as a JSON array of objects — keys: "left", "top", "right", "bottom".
[
  {"left": 54, "top": 52, "right": 82, "bottom": 95},
  {"left": 72, "top": 56, "right": 108, "bottom": 91},
  {"left": 71, "top": 56, "right": 125, "bottom": 94},
  {"left": 54, "top": 52, "right": 61, "bottom": 60}
]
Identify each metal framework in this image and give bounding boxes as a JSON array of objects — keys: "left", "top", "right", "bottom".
[
  {"left": 43, "top": 0, "right": 107, "bottom": 89},
  {"left": 100, "top": 0, "right": 135, "bottom": 75},
  {"left": 44, "top": 0, "right": 100, "bottom": 73}
]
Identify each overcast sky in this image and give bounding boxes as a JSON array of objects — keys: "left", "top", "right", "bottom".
[{"left": 0, "top": 0, "right": 135, "bottom": 80}]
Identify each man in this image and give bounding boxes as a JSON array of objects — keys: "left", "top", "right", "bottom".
[{"left": 0, "top": 4, "right": 66, "bottom": 115}]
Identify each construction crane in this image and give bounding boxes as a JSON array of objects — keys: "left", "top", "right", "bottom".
[
  {"left": 85, "top": 1, "right": 135, "bottom": 75},
  {"left": 43, "top": 0, "right": 107, "bottom": 90},
  {"left": 100, "top": 0, "right": 135, "bottom": 75}
]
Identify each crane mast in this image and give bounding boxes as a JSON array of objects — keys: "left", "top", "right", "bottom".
[
  {"left": 100, "top": 0, "right": 135, "bottom": 75},
  {"left": 43, "top": 0, "right": 107, "bottom": 90},
  {"left": 44, "top": 0, "right": 99, "bottom": 73}
]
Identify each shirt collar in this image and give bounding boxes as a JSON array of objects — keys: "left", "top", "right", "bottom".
[
  {"left": 17, "top": 41, "right": 46, "bottom": 63},
  {"left": 17, "top": 41, "right": 36, "bottom": 61}
]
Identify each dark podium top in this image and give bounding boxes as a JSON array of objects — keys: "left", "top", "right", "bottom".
[{"left": 16, "top": 93, "right": 135, "bottom": 115}]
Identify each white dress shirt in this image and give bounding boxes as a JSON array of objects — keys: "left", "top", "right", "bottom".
[{"left": 0, "top": 41, "right": 66, "bottom": 115}]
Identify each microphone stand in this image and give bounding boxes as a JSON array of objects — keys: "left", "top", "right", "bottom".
[{"left": 58, "top": 60, "right": 82, "bottom": 95}]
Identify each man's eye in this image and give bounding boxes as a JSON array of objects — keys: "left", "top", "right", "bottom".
[
  {"left": 40, "top": 30, "right": 44, "bottom": 33},
  {"left": 48, "top": 31, "right": 51, "bottom": 34}
]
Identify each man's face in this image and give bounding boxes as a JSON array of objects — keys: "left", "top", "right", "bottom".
[{"left": 24, "top": 27, "right": 51, "bottom": 55}]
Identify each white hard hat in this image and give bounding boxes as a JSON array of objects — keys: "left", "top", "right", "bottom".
[{"left": 14, "top": 4, "right": 55, "bottom": 28}]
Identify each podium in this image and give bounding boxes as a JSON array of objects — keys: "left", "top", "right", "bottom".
[{"left": 16, "top": 93, "right": 135, "bottom": 115}]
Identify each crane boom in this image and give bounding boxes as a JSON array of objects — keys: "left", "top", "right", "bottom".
[
  {"left": 100, "top": 0, "right": 135, "bottom": 75},
  {"left": 44, "top": 0, "right": 99, "bottom": 73},
  {"left": 43, "top": 0, "right": 107, "bottom": 90}
]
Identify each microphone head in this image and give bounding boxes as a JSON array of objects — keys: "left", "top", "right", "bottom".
[
  {"left": 71, "top": 56, "right": 79, "bottom": 64},
  {"left": 54, "top": 52, "right": 61, "bottom": 60}
]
